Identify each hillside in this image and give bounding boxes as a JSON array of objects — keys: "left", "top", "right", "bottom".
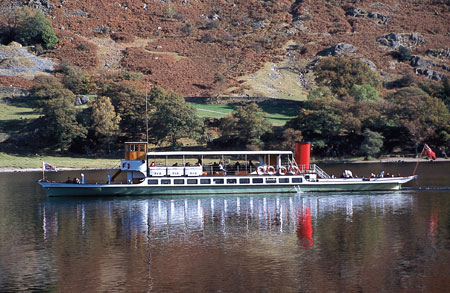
[{"left": 0, "top": 0, "right": 448, "bottom": 98}]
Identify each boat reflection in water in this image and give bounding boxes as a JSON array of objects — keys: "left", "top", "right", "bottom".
[{"left": 42, "top": 191, "right": 415, "bottom": 248}]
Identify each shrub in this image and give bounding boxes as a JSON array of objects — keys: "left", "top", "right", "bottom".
[
  {"left": 398, "top": 46, "right": 411, "bottom": 62},
  {"left": 15, "top": 7, "right": 58, "bottom": 49}
]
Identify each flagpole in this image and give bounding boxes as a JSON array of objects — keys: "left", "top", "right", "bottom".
[
  {"left": 412, "top": 146, "right": 424, "bottom": 175},
  {"left": 42, "top": 161, "right": 45, "bottom": 180}
]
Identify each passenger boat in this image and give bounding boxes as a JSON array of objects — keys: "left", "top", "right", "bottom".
[{"left": 38, "top": 142, "right": 417, "bottom": 197}]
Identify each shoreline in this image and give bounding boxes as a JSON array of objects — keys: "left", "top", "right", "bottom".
[
  {"left": 318, "top": 157, "right": 449, "bottom": 164},
  {"left": 0, "top": 167, "right": 111, "bottom": 173},
  {"left": 1, "top": 157, "right": 447, "bottom": 173}
]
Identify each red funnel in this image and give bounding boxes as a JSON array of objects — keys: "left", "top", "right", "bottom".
[{"left": 295, "top": 141, "right": 311, "bottom": 170}]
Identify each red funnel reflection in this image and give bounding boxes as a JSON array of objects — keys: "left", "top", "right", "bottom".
[
  {"left": 428, "top": 213, "right": 438, "bottom": 237},
  {"left": 297, "top": 207, "right": 313, "bottom": 248}
]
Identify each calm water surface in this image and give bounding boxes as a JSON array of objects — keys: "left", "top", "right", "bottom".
[{"left": 1, "top": 162, "right": 449, "bottom": 291}]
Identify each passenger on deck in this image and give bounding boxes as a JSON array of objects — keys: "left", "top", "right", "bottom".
[
  {"left": 66, "top": 177, "right": 72, "bottom": 183},
  {"left": 150, "top": 162, "right": 156, "bottom": 167}
]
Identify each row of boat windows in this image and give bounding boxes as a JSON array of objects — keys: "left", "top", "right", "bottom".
[{"left": 147, "top": 177, "right": 303, "bottom": 185}]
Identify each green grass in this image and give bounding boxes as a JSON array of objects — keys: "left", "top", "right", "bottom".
[
  {"left": 0, "top": 99, "right": 40, "bottom": 134},
  {"left": 191, "top": 103, "right": 234, "bottom": 119},
  {"left": 232, "top": 61, "right": 311, "bottom": 101},
  {"left": 0, "top": 152, "right": 121, "bottom": 169},
  {"left": 191, "top": 102, "right": 298, "bottom": 126}
]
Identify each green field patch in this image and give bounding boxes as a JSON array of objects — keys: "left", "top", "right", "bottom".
[
  {"left": 191, "top": 103, "right": 234, "bottom": 119},
  {"left": 0, "top": 152, "right": 121, "bottom": 169},
  {"left": 0, "top": 101, "right": 40, "bottom": 134},
  {"left": 190, "top": 102, "right": 298, "bottom": 126}
]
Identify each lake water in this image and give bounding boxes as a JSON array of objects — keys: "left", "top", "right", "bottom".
[{"left": 1, "top": 162, "right": 449, "bottom": 291}]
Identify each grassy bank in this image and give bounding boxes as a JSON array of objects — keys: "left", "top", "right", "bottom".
[
  {"left": 191, "top": 102, "right": 298, "bottom": 126},
  {"left": 0, "top": 152, "right": 120, "bottom": 169}
]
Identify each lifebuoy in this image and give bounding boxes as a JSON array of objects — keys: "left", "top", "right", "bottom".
[
  {"left": 267, "top": 166, "right": 276, "bottom": 175},
  {"left": 289, "top": 165, "right": 299, "bottom": 175},
  {"left": 278, "top": 166, "right": 287, "bottom": 175},
  {"left": 257, "top": 166, "right": 265, "bottom": 175}
]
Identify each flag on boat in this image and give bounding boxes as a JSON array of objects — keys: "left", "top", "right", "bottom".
[
  {"left": 43, "top": 161, "right": 57, "bottom": 172},
  {"left": 423, "top": 144, "right": 436, "bottom": 160}
]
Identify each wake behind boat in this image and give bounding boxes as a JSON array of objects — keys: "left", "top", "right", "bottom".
[{"left": 38, "top": 142, "right": 417, "bottom": 197}]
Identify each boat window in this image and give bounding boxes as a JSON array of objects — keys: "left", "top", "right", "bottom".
[
  {"left": 279, "top": 178, "right": 289, "bottom": 183},
  {"left": 227, "top": 179, "right": 237, "bottom": 184},
  {"left": 200, "top": 179, "right": 211, "bottom": 184},
  {"left": 139, "top": 144, "right": 145, "bottom": 152},
  {"left": 252, "top": 178, "right": 263, "bottom": 184},
  {"left": 187, "top": 179, "right": 198, "bottom": 185},
  {"left": 239, "top": 178, "right": 250, "bottom": 184},
  {"left": 148, "top": 179, "right": 158, "bottom": 185},
  {"left": 161, "top": 179, "right": 171, "bottom": 185},
  {"left": 292, "top": 177, "right": 302, "bottom": 183},
  {"left": 174, "top": 179, "right": 184, "bottom": 185},
  {"left": 266, "top": 178, "right": 276, "bottom": 184},
  {"left": 213, "top": 179, "right": 224, "bottom": 184}
]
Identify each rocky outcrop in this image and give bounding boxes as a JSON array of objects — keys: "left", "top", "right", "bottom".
[
  {"left": 317, "top": 43, "right": 357, "bottom": 56},
  {"left": 361, "top": 58, "right": 377, "bottom": 71},
  {"left": 75, "top": 95, "right": 90, "bottom": 106},
  {"left": 0, "top": 86, "right": 28, "bottom": 97},
  {"left": 426, "top": 48, "right": 450, "bottom": 60},
  {"left": 415, "top": 68, "right": 446, "bottom": 81},
  {"left": 346, "top": 7, "right": 390, "bottom": 25},
  {"left": 377, "top": 33, "right": 426, "bottom": 49},
  {"left": 0, "top": 44, "right": 56, "bottom": 77},
  {"left": 26, "top": 0, "right": 54, "bottom": 14},
  {"left": 410, "top": 56, "right": 434, "bottom": 68}
]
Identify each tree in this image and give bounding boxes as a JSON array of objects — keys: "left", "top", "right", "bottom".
[
  {"left": 219, "top": 103, "right": 272, "bottom": 148},
  {"left": 387, "top": 87, "right": 450, "bottom": 155},
  {"left": 286, "top": 102, "right": 343, "bottom": 156},
  {"left": 348, "top": 84, "right": 379, "bottom": 101},
  {"left": 31, "top": 76, "right": 86, "bottom": 152},
  {"left": 91, "top": 96, "right": 121, "bottom": 153},
  {"left": 420, "top": 76, "right": 450, "bottom": 111},
  {"left": 0, "top": 6, "right": 23, "bottom": 44},
  {"left": 274, "top": 128, "right": 303, "bottom": 151},
  {"left": 59, "top": 62, "right": 94, "bottom": 95},
  {"left": 285, "top": 97, "right": 384, "bottom": 157},
  {"left": 99, "top": 81, "right": 146, "bottom": 140},
  {"left": 398, "top": 46, "right": 411, "bottom": 62},
  {"left": 360, "top": 129, "right": 384, "bottom": 159},
  {"left": 13, "top": 7, "right": 58, "bottom": 49},
  {"left": 315, "top": 57, "right": 379, "bottom": 97},
  {"left": 148, "top": 87, "right": 203, "bottom": 147}
]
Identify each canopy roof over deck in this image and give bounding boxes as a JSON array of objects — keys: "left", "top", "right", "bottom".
[{"left": 146, "top": 150, "right": 293, "bottom": 156}]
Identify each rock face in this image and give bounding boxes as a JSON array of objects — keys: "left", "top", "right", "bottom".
[
  {"left": 346, "top": 7, "right": 390, "bottom": 25},
  {"left": 377, "top": 33, "right": 426, "bottom": 49},
  {"left": 426, "top": 48, "right": 450, "bottom": 60},
  {"left": 75, "top": 95, "right": 90, "bottom": 106},
  {"left": 0, "top": 44, "right": 56, "bottom": 77},
  {"left": 360, "top": 58, "right": 377, "bottom": 71},
  {"left": 317, "top": 43, "right": 357, "bottom": 56},
  {"left": 410, "top": 56, "right": 434, "bottom": 68},
  {"left": 27, "top": 0, "right": 54, "bottom": 13},
  {"left": 415, "top": 68, "right": 446, "bottom": 81}
]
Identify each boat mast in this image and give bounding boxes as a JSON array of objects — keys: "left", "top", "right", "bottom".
[{"left": 145, "top": 82, "right": 149, "bottom": 146}]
